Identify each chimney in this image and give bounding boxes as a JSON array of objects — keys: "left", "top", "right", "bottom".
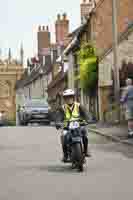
[
  {"left": 55, "top": 13, "right": 69, "bottom": 46},
  {"left": 80, "top": 0, "right": 96, "bottom": 22},
  {"left": 37, "top": 25, "right": 51, "bottom": 63}
]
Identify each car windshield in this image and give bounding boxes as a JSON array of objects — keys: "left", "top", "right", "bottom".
[{"left": 25, "top": 100, "right": 48, "bottom": 108}]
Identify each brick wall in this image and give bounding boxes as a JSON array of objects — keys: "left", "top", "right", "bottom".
[{"left": 91, "top": 0, "right": 133, "bottom": 54}]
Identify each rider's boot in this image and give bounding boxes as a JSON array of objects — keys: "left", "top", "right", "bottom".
[
  {"left": 83, "top": 138, "right": 91, "bottom": 157},
  {"left": 62, "top": 153, "right": 68, "bottom": 162}
]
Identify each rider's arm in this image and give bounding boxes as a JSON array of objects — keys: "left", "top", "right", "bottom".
[
  {"left": 79, "top": 105, "right": 93, "bottom": 121},
  {"left": 55, "top": 107, "right": 65, "bottom": 123}
]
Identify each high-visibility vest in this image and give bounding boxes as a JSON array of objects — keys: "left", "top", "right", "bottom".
[{"left": 62, "top": 102, "right": 80, "bottom": 124}]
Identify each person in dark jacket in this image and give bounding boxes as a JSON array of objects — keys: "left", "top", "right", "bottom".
[
  {"left": 121, "top": 78, "right": 133, "bottom": 138},
  {"left": 55, "top": 89, "right": 92, "bottom": 162}
]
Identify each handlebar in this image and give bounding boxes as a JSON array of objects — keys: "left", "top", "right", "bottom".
[{"left": 55, "top": 120, "right": 94, "bottom": 130}]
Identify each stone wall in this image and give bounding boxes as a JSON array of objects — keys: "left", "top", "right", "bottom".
[{"left": 0, "top": 64, "right": 24, "bottom": 121}]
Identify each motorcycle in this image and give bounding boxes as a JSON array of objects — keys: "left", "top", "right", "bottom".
[{"left": 57, "top": 120, "right": 88, "bottom": 172}]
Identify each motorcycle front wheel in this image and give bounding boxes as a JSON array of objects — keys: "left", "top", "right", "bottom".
[{"left": 71, "top": 143, "right": 84, "bottom": 172}]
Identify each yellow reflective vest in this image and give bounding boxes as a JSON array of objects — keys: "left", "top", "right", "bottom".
[{"left": 62, "top": 102, "right": 80, "bottom": 127}]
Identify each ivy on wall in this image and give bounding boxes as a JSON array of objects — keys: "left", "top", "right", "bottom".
[{"left": 77, "top": 42, "right": 98, "bottom": 91}]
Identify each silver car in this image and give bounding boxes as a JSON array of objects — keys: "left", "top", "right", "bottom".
[{"left": 18, "top": 99, "right": 51, "bottom": 125}]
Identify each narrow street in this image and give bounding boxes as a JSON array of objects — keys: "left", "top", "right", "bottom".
[{"left": 0, "top": 126, "right": 133, "bottom": 199}]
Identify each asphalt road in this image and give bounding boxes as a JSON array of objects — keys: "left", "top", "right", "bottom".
[{"left": 0, "top": 126, "right": 133, "bottom": 200}]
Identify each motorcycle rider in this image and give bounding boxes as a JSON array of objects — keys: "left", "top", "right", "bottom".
[{"left": 55, "top": 89, "right": 91, "bottom": 162}]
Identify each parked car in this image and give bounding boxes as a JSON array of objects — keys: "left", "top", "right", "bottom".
[{"left": 18, "top": 99, "right": 51, "bottom": 125}]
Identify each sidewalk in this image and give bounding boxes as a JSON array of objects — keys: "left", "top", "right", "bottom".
[{"left": 88, "top": 123, "right": 133, "bottom": 146}]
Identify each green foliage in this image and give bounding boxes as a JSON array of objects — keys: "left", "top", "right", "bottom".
[{"left": 77, "top": 42, "right": 98, "bottom": 91}]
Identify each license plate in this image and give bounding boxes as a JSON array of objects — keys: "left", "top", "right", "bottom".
[
  {"left": 72, "top": 137, "right": 81, "bottom": 142},
  {"left": 33, "top": 115, "right": 45, "bottom": 118}
]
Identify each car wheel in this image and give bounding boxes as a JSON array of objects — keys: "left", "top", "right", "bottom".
[
  {"left": 20, "top": 121, "right": 28, "bottom": 126},
  {"left": 24, "top": 121, "right": 28, "bottom": 126},
  {"left": 43, "top": 121, "right": 50, "bottom": 126}
]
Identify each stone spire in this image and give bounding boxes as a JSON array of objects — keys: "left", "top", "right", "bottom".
[
  {"left": 8, "top": 48, "right": 12, "bottom": 64},
  {"left": 20, "top": 43, "right": 24, "bottom": 66}
]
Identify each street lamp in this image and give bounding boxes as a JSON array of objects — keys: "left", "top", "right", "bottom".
[{"left": 112, "top": 0, "right": 120, "bottom": 121}]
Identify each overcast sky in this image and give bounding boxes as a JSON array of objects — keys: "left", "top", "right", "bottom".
[{"left": 0, "top": 0, "right": 81, "bottom": 64}]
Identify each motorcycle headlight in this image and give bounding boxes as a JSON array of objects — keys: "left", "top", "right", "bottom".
[{"left": 69, "top": 121, "right": 80, "bottom": 129}]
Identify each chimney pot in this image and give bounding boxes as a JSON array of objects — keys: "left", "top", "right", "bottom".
[
  {"left": 38, "top": 25, "right": 41, "bottom": 31},
  {"left": 63, "top": 13, "right": 67, "bottom": 20},
  {"left": 43, "top": 26, "right": 45, "bottom": 31},
  {"left": 46, "top": 26, "right": 49, "bottom": 31},
  {"left": 57, "top": 14, "right": 61, "bottom": 20}
]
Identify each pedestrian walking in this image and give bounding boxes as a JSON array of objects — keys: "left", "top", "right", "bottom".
[{"left": 121, "top": 78, "right": 133, "bottom": 138}]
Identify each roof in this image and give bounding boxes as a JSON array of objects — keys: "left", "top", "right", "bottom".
[
  {"left": 68, "top": 26, "right": 83, "bottom": 38},
  {"left": 61, "top": 21, "right": 89, "bottom": 56},
  {"left": 15, "top": 69, "right": 28, "bottom": 89},
  {"left": 16, "top": 63, "right": 52, "bottom": 89},
  {"left": 48, "top": 71, "right": 67, "bottom": 89}
]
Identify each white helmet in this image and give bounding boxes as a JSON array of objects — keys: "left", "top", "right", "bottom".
[{"left": 63, "top": 89, "right": 75, "bottom": 97}]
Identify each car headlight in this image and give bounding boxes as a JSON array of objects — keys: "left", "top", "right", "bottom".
[
  {"left": 48, "top": 106, "right": 51, "bottom": 110},
  {"left": 20, "top": 106, "right": 25, "bottom": 112}
]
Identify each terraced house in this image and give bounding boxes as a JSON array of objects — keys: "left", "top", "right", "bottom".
[
  {"left": 91, "top": 0, "right": 133, "bottom": 122},
  {"left": 58, "top": 0, "right": 133, "bottom": 122}
]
